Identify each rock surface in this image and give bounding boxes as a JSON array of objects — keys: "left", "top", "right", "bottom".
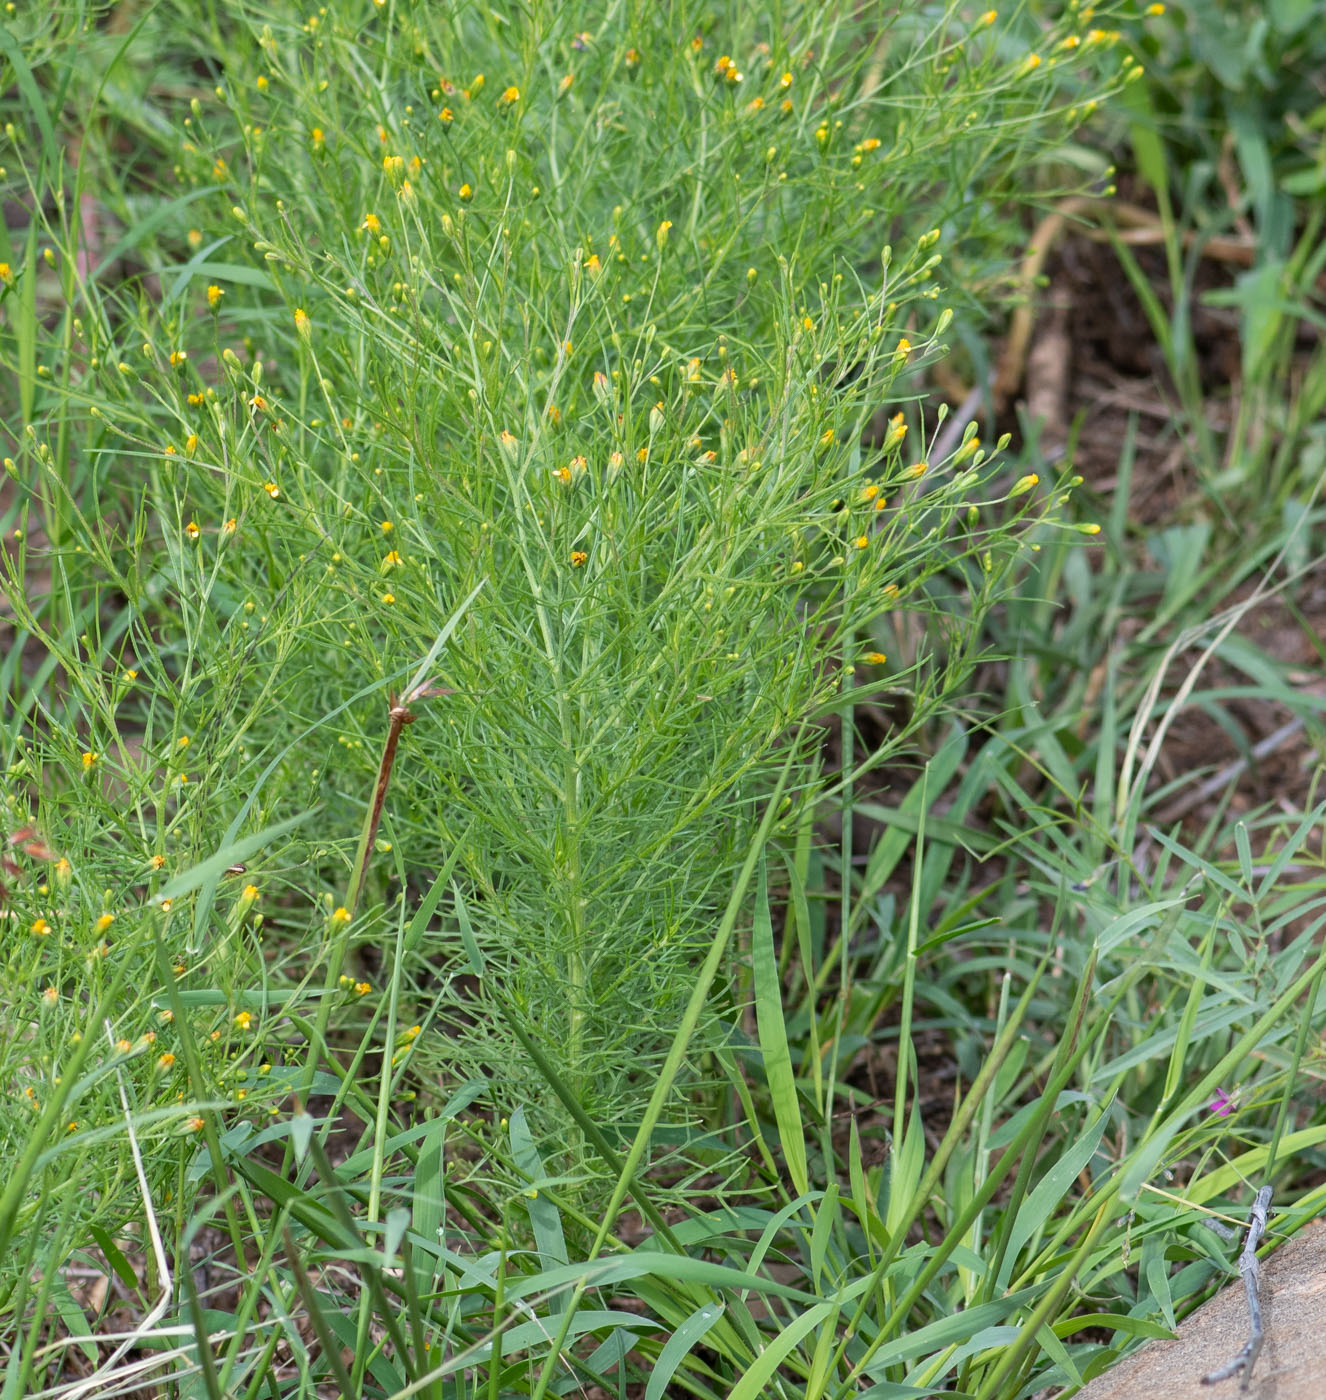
[{"left": 1068, "top": 1219, "right": 1326, "bottom": 1400}]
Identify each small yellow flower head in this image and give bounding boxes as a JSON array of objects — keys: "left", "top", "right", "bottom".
[
  {"left": 41, "top": 986, "right": 58, "bottom": 1007},
  {"left": 330, "top": 906, "right": 352, "bottom": 926},
  {"left": 160, "top": 898, "right": 173, "bottom": 912},
  {"left": 380, "top": 549, "right": 402, "bottom": 571},
  {"left": 976, "top": 9, "right": 997, "bottom": 28},
  {"left": 861, "top": 137, "right": 881, "bottom": 153},
  {"left": 585, "top": 252, "right": 601, "bottom": 276},
  {"left": 624, "top": 48, "right": 641, "bottom": 71},
  {"left": 380, "top": 519, "right": 394, "bottom": 534},
  {"left": 221, "top": 518, "right": 237, "bottom": 536},
  {"left": 439, "top": 106, "right": 453, "bottom": 124},
  {"left": 81, "top": 750, "right": 98, "bottom": 770},
  {"left": 656, "top": 219, "right": 673, "bottom": 251},
  {"left": 185, "top": 433, "right": 198, "bottom": 453},
  {"left": 354, "top": 981, "right": 371, "bottom": 996},
  {"left": 249, "top": 394, "right": 268, "bottom": 411},
  {"left": 459, "top": 182, "right": 473, "bottom": 200},
  {"left": 864, "top": 651, "right": 888, "bottom": 665},
  {"left": 0, "top": 262, "right": 11, "bottom": 284},
  {"left": 383, "top": 153, "right": 404, "bottom": 183},
  {"left": 1009, "top": 472, "right": 1039, "bottom": 498},
  {"left": 361, "top": 212, "right": 381, "bottom": 234},
  {"left": 570, "top": 550, "right": 588, "bottom": 567},
  {"left": 96, "top": 913, "right": 116, "bottom": 932},
  {"left": 255, "top": 74, "right": 269, "bottom": 92},
  {"left": 500, "top": 85, "right": 519, "bottom": 105},
  {"left": 151, "top": 854, "right": 167, "bottom": 871},
  {"left": 185, "top": 520, "right": 200, "bottom": 541},
  {"left": 30, "top": 918, "right": 51, "bottom": 936},
  {"left": 818, "top": 428, "right": 835, "bottom": 447},
  {"left": 558, "top": 73, "right": 574, "bottom": 96},
  {"left": 206, "top": 283, "right": 224, "bottom": 308},
  {"left": 169, "top": 350, "right": 188, "bottom": 368},
  {"left": 115, "top": 1038, "right": 132, "bottom": 1054},
  {"left": 238, "top": 884, "right": 259, "bottom": 914},
  {"left": 381, "top": 592, "right": 395, "bottom": 604},
  {"left": 263, "top": 481, "right": 280, "bottom": 498},
  {"left": 1146, "top": 3, "right": 1165, "bottom": 13},
  {"left": 235, "top": 1010, "right": 252, "bottom": 1030},
  {"left": 187, "top": 1116, "right": 205, "bottom": 1133},
  {"left": 903, "top": 461, "right": 928, "bottom": 480},
  {"left": 157, "top": 1052, "right": 176, "bottom": 1070},
  {"left": 294, "top": 307, "right": 311, "bottom": 342},
  {"left": 893, "top": 337, "right": 912, "bottom": 363},
  {"left": 1076, "top": 522, "right": 1102, "bottom": 535},
  {"left": 780, "top": 71, "right": 793, "bottom": 88},
  {"left": 310, "top": 127, "right": 325, "bottom": 151},
  {"left": 854, "top": 535, "right": 869, "bottom": 549},
  {"left": 883, "top": 413, "right": 907, "bottom": 449}
]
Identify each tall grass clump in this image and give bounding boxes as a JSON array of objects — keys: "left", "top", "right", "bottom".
[{"left": 0, "top": 3, "right": 1153, "bottom": 1395}]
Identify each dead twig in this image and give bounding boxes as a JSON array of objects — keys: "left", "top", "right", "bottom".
[{"left": 1201, "top": 1185, "right": 1274, "bottom": 1390}]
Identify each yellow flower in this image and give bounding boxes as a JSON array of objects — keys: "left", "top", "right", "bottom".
[
  {"left": 381, "top": 592, "right": 395, "bottom": 604},
  {"left": 903, "top": 461, "right": 928, "bottom": 479},
  {"left": 779, "top": 71, "right": 793, "bottom": 88},
  {"left": 854, "top": 535, "right": 869, "bottom": 549},
  {"left": 380, "top": 549, "right": 402, "bottom": 570},
  {"left": 1146, "top": 3, "right": 1165, "bottom": 13},
  {"left": 158, "top": 1052, "right": 176, "bottom": 1069},
  {"left": 187, "top": 1116, "right": 205, "bottom": 1133},
  {"left": 221, "top": 518, "right": 237, "bottom": 536},
  {"left": 864, "top": 652, "right": 887, "bottom": 665},
  {"left": 185, "top": 520, "right": 200, "bottom": 541},
  {"left": 361, "top": 212, "right": 381, "bottom": 233},
  {"left": 656, "top": 219, "right": 672, "bottom": 251},
  {"left": 310, "top": 127, "right": 325, "bottom": 150},
  {"left": 570, "top": 550, "right": 588, "bottom": 567},
  {"left": 81, "top": 750, "right": 98, "bottom": 770},
  {"left": 500, "top": 85, "right": 519, "bottom": 105},
  {"left": 459, "top": 182, "right": 473, "bottom": 200},
  {"left": 331, "top": 906, "right": 351, "bottom": 925},
  {"left": 294, "top": 307, "right": 311, "bottom": 342},
  {"left": 976, "top": 9, "right": 997, "bottom": 27},
  {"left": 95, "top": 913, "right": 115, "bottom": 932},
  {"left": 893, "top": 337, "right": 912, "bottom": 362},
  {"left": 185, "top": 433, "right": 198, "bottom": 452},
  {"left": 169, "top": 350, "right": 188, "bottom": 367},
  {"left": 1009, "top": 472, "right": 1039, "bottom": 498},
  {"left": 30, "top": 918, "right": 51, "bottom": 936},
  {"left": 235, "top": 1010, "right": 252, "bottom": 1030},
  {"left": 354, "top": 981, "right": 371, "bottom": 996},
  {"left": 439, "top": 106, "right": 453, "bottom": 124},
  {"left": 263, "top": 481, "right": 280, "bottom": 498},
  {"left": 41, "top": 987, "right": 58, "bottom": 1006},
  {"left": 206, "top": 283, "right": 223, "bottom": 308}
]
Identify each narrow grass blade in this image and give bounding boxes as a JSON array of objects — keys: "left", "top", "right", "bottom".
[{"left": 753, "top": 856, "right": 809, "bottom": 1195}]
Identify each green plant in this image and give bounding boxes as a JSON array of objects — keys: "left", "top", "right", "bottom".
[{"left": 0, "top": 2, "right": 1234, "bottom": 1397}]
